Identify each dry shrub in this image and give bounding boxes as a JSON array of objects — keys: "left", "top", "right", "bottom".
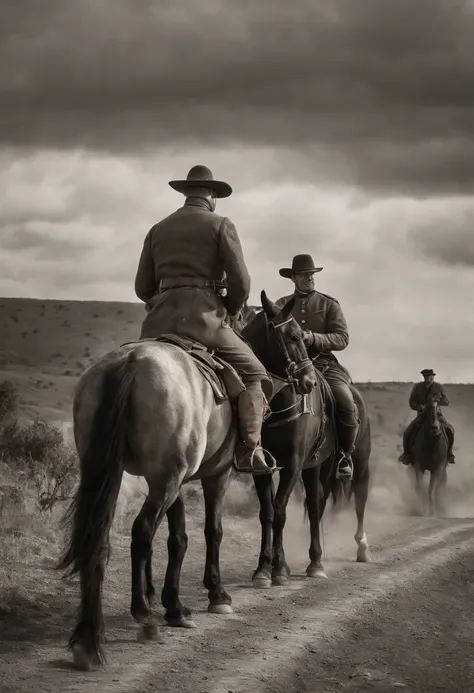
[
  {"left": 0, "top": 382, "right": 78, "bottom": 515},
  {"left": 0, "top": 380, "right": 19, "bottom": 429}
]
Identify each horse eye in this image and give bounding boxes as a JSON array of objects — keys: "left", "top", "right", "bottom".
[{"left": 291, "top": 333, "right": 300, "bottom": 341}]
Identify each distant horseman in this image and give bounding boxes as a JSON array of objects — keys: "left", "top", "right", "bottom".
[{"left": 398, "top": 368, "right": 455, "bottom": 466}]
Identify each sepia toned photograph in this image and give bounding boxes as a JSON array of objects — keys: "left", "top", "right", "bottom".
[{"left": 0, "top": 1, "right": 473, "bottom": 691}]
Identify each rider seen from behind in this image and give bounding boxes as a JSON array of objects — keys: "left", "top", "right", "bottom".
[
  {"left": 134, "top": 164, "right": 278, "bottom": 476},
  {"left": 275, "top": 254, "right": 358, "bottom": 480},
  {"left": 398, "top": 368, "right": 455, "bottom": 466}
]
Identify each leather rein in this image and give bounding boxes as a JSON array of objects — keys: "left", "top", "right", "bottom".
[{"left": 265, "top": 315, "right": 317, "bottom": 428}]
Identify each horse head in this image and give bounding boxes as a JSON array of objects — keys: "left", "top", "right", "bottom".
[
  {"left": 426, "top": 397, "right": 442, "bottom": 437},
  {"left": 258, "top": 290, "right": 317, "bottom": 395}
]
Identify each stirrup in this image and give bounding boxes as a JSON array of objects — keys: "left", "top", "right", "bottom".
[
  {"left": 233, "top": 444, "right": 281, "bottom": 476},
  {"left": 336, "top": 451, "right": 353, "bottom": 480}
]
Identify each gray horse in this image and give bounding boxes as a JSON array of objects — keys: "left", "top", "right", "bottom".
[{"left": 57, "top": 291, "right": 316, "bottom": 671}]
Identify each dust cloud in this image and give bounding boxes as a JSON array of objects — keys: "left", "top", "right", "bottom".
[{"left": 105, "top": 383, "right": 474, "bottom": 566}]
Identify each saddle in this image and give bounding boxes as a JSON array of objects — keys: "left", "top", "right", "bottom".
[
  {"left": 120, "top": 334, "right": 245, "bottom": 403},
  {"left": 265, "top": 366, "right": 337, "bottom": 468}
]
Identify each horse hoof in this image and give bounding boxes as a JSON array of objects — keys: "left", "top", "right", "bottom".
[
  {"left": 252, "top": 576, "right": 272, "bottom": 589},
  {"left": 137, "top": 621, "right": 165, "bottom": 643},
  {"left": 165, "top": 615, "right": 196, "bottom": 629},
  {"left": 72, "top": 643, "right": 94, "bottom": 671},
  {"left": 272, "top": 574, "right": 289, "bottom": 586},
  {"left": 208, "top": 603, "right": 233, "bottom": 615},
  {"left": 252, "top": 570, "right": 272, "bottom": 589},
  {"left": 306, "top": 568, "right": 328, "bottom": 579},
  {"left": 357, "top": 551, "right": 371, "bottom": 563}
]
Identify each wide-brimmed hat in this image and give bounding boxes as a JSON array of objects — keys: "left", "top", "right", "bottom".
[
  {"left": 421, "top": 368, "right": 436, "bottom": 377},
  {"left": 168, "top": 165, "right": 232, "bottom": 198},
  {"left": 279, "top": 254, "right": 323, "bottom": 279}
]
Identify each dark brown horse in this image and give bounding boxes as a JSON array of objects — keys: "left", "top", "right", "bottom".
[
  {"left": 241, "top": 305, "right": 372, "bottom": 588},
  {"left": 411, "top": 397, "right": 449, "bottom": 515},
  {"left": 57, "top": 291, "right": 316, "bottom": 670}
]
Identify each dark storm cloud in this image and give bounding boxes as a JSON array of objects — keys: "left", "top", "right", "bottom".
[
  {"left": 1, "top": 227, "right": 91, "bottom": 260},
  {"left": 408, "top": 208, "right": 474, "bottom": 267},
  {"left": 1, "top": 0, "right": 474, "bottom": 194}
]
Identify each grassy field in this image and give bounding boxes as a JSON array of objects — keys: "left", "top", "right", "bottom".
[{"left": 1, "top": 296, "right": 473, "bottom": 616}]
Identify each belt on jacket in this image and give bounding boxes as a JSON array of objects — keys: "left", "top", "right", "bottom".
[{"left": 157, "top": 277, "right": 226, "bottom": 293}]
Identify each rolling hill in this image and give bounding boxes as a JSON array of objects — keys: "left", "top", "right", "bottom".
[{"left": 0, "top": 296, "right": 473, "bottom": 513}]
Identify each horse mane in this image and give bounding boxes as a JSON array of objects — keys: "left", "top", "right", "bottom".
[{"left": 241, "top": 308, "right": 269, "bottom": 364}]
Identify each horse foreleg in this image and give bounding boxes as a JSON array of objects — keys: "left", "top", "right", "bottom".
[
  {"left": 145, "top": 552, "right": 156, "bottom": 607},
  {"left": 414, "top": 466, "right": 424, "bottom": 515},
  {"left": 428, "top": 470, "right": 437, "bottom": 516},
  {"left": 436, "top": 464, "right": 448, "bottom": 515},
  {"left": 201, "top": 468, "right": 234, "bottom": 614},
  {"left": 272, "top": 464, "right": 300, "bottom": 585},
  {"left": 161, "top": 492, "right": 195, "bottom": 628},
  {"left": 428, "top": 465, "right": 446, "bottom": 517},
  {"left": 251, "top": 473, "right": 275, "bottom": 589},
  {"left": 301, "top": 465, "right": 327, "bottom": 579}
]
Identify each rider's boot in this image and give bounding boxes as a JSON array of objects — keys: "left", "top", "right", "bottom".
[
  {"left": 398, "top": 426, "right": 413, "bottom": 465},
  {"left": 447, "top": 429, "right": 456, "bottom": 464},
  {"left": 234, "top": 380, "right": 279, "bottom": 475},
  {"left": 336, "top": 412, "right": 359, "bottom": 480}
]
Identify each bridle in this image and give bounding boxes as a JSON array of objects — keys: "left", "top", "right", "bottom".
[
  {"left": 267, "top": 315, "right": 313, "bottom": 385},
  {"left": 264, "top": 315, "right": 318, "bottom": 428}
]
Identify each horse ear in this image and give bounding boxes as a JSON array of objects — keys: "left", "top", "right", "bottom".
[
  {"left": 280, "top": 296, "right": 295, "bottom": 319},
  {"left": 261, "top": 290, "right": 280, "bottom": 318}
]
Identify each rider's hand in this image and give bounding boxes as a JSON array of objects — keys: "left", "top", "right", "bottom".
[{"left": 302, "top": 330, "right": 315, "bottom": 347}]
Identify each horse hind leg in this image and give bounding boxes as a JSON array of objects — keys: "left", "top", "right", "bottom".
[
  {"left": 161, "top": 491, "right": 195, "bottom": 628},
  {"left": 131, "top": 481, "right": 179, "bottom": 644},
  {"left": 353, "top": 464, "right": 371, "bottom": 563}
]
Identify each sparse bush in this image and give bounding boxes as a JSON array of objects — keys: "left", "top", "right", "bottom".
[
  {"left": 0, "top": 380, "right": 19, "bottom": 429},
  {"left": 2, "top": 418, "right": 63, "bottom": 464},
  {"left": 32, "top": 444, "right": 78, "bottom": 513},
  {"left": 0, "top": 414, "right": 78, "bottom": 513}
]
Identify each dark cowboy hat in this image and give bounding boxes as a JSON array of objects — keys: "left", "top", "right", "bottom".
[
  {"left": 279, "top": 254, "right": 323, "bottom": 279},
  {"left": 421, "top": 368, "right": 436, "bottom": 377},
  {"left": 168, "top": 165, "right": 233, "bottom": 198}
]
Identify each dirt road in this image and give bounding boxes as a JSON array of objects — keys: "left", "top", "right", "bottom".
[{"left": 1, "top": 507, "right": 473, "bottom": 693}]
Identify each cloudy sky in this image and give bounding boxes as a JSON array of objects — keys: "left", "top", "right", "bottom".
[{"left": 1, "top": 0, "right": 474, "bottom": 381}]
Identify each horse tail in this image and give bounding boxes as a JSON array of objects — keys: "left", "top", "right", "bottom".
[{"left": 57, "top": 357, "right": 134, "bottom": 664}]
